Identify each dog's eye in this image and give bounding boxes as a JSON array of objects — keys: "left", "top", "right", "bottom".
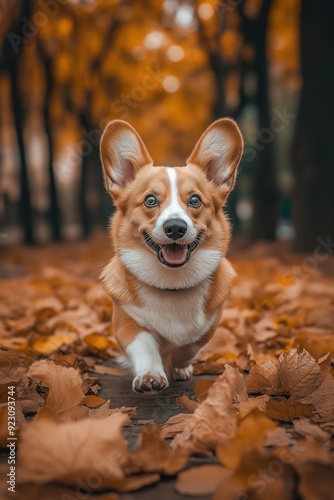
[
  {"left": 144, "top": 194, "right": 158, "bottom": 207},
  {"left": 188, "top": 194, "right": 202, "bottom": 208}
]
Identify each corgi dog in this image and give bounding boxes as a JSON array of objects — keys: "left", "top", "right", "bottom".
[{"left": 100, "top": 119, "right": 243, "bottom": 393}]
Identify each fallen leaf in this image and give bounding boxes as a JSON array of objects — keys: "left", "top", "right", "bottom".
[
  {"left": 126, "top": 425, "right": 189, "bottom": 475},
  {"left": 82, "top": 394, "right": 105, "bottom": 407},
  {"left": 290, "top": 438, "right": 332, "bottom": 465},
  {"left": 265, "top": 397, "right": 314, "bottom": 422},
  {"left": 52, "top": 352, "right": 79, "bottom": 368},
  {"left": 265, "top": 427, "right": 295, "bottom": 447},
  {"left": 33, "top": 331, "right": 76, "bottom": 355},
  {"left": 88, "top": 401, "right": 136, "bottom": 419},
  {"left": 33, "top": 297, "right": 63, "bottom": 322},
  {"left": 162, "top": 413, "right": 192, "bottom": 438},
  {"left": 28, "top": 360, "right": 85, "bottom": 419},
  {"left": 293, "top": 329, "right": 334, "bottom": 362},
  {"left": 278, "top": 349, "right": 324, "bottom": 402},
  {"left": 213, "top": 477, "right": 246, "bottom": 500},
  {"left": 224, "top": 364, "right": 248, "bottom": 403},
  {"left": 293, "top": 419, "right": 330, "bottom": 443},
  {"left": 236, "top": 395, "right": 270, "bottom": 415},
  {"left": 300, "top": 373, "right": 334, "bottom": 423},
  {"left": 175, "top": 465, "right": 231, "bottom": 496},
  {"left": 194, "top": 326, "right": 238, "bottom": 362},
  {"left": 93, "top": 364, "right": 127, "bottom": 377},
  {"left": 0, "top": 349, "right": 23, "bottom": 368},
  {"left": 193, "top": 360, "right": 225, "bottom": 375},
  {"left": 18, "top": 398, "right": 41, "bottom": 416},
  {"left": 171, "top": 368, "right": 238, "bottom": 453},
  {"left": 252, "top": 317, "right": 278, "bottom": 342},
  {"left": 0, "top": 407, "right": 8, "bottom": 447},
  {"left": 217, "top": 409, "right": 276, "bottom": 468},
  {"left": 18, "top": 413, "right": 129, "bottom": 487},
  {"left": 0, "top": 350, "right": 27, "bottom": 400},
  {"left": 245, "top": 361, "right": 281, "bottom": 395},
  {"left": 214, "top": 448, "right": 296, "bottom": 500},
  {"left": 84, "top": 333, "right": 117, "bottom": 352},
  {"left": 45, "top": 306, "right": 98, "bottom": 334},
  {"left": 194, "top": 379, "right": 215, "bottom": 402},
  {"left": 176, "top": 394, "right": 199, "bottom": 413},
  {"left": 4, "top": 314, "right": 35, "bottom": 335},
  {"left": 0, "top": 337, "right": 28, "bottom": 351},
  {"left": 236, "top": 343, "right": 256, "bottom": 371},
  {"left": 298, "top": 462, "right": 334, "bottom": 500},
  {"left": 320, "top": 421, "right": 334, "bottom": 435}
]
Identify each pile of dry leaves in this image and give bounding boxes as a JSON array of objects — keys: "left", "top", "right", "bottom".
[{"left": 0, "top": 237, "right": 333, "bottom": 499}]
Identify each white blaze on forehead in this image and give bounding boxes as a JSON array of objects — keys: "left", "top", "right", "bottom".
[{"left": 151, "top": 167, "right": 196, "bottom": 242}]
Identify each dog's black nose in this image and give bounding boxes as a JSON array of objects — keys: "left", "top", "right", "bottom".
[{"left": 163, "top": 218, "right": 187, "bottom": 240}]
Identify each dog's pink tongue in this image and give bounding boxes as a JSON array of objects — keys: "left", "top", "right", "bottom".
[{"left": 161, "top": 244, "right": 188, "bottom": 265}]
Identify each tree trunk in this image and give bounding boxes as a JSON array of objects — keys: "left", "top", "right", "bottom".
[
  {"left": 43, "top": 56, "right": 61, "bottom": 240},
  {"left": 4, "top": 2, "right": 34, "bottom": 244},
  {"left": 250, "top": 0, "right": 279, "bottom": 241},
  {"left": 209, "top": 52, "right": 226, "bottom": 120},
  {"left": 292, "top": 0, "right": 334, "bottom": 252},
  {"left": 195, "top": 4, "right": 227, "bottom": 120},
  {"left": 78, "top": 112, "right": 113, "bottom": 238}
]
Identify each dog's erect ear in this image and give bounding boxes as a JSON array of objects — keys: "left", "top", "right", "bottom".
[
  {"left": 100, "top": 120, "right": 153, "bottom": 196},
  {"left": 186, "top": 118, "right": 243, "bottom": 199}
]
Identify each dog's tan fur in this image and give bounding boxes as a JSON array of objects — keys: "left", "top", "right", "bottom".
[{"left": 100, "top": 119, "right": 243, "bottom": 392}]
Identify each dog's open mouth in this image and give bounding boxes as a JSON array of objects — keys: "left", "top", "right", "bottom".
[{"left": 143, "top": 232, "right": 203, "bottom": 268}]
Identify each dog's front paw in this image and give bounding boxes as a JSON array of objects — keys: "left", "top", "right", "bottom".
[
  {"left": 172, "top": 364, "right": 193, "bottom": 381},
  {"left": 132, "top": 371, "right": 169, "bottom": 393}
]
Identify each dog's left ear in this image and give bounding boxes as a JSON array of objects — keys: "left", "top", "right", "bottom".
[
  {"left": 186, "top": 118, "right": 243, "bottom": 200},
  {"left": 100, "top": 120, "right": 153, "bottom": 198}
]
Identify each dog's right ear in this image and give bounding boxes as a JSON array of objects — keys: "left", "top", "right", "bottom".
[{"left": 100, "top": 120, "right": 153, "bottom": 198}]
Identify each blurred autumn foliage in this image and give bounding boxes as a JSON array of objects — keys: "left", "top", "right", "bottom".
[{"left": 0, "top": 0, "right": 333, "bottom": 250}]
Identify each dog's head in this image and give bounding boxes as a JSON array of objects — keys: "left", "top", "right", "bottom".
[{"left": 100, "top": 119, "right": 243, "bottom": 289}]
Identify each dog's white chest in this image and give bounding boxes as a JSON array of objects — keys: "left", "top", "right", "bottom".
[{"left": 122, "top": 282, "right": 216, "bottom": 346}]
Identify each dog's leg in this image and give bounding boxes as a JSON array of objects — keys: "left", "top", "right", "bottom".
[
  {"left": 171, "top": 345, "right": 200, "bottom": 381},
  {"left": 126, "top": 332, "right": 169, "bottom": 393},
  {"left": 112, "top": 307, "right": 169, "bottom": 393}
]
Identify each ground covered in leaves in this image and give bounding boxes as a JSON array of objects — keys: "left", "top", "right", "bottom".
[{"left": 0, "top": 235, "right": 334, "bottom": 500}]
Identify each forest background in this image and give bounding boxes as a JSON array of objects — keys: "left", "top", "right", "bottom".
[{"left": 1, "top": 0, "right": 333, "bottom": 252}]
